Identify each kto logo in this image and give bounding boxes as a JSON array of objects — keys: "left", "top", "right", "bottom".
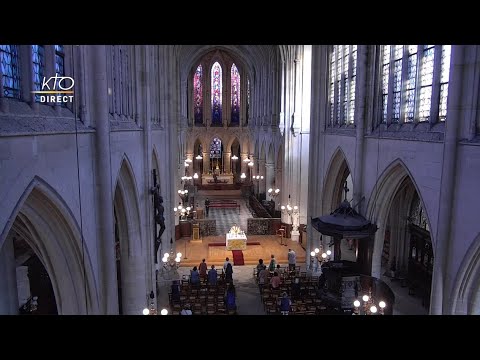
[{"left": 31, "top": 73, "right": 74, "bottom": 103}]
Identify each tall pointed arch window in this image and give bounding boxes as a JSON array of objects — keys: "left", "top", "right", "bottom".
[
  {"left": 328, "top": 45, "right": 358, "bottom": 126},
  {"left": 32, "top": 45, "right": 45, "bottom": 102},
  {"left": 0, "top": 45, "right": 21, "bottom": 99},
  {"left": 193, "top": 64, "right": 203, "bottom": 124},
  {"left": 380, "top": 45, "right": 451, "bottom": 125},
  {"left": 231, "top": 63, "right": 240, "bottom": 125},
  {"left": 211, "top": 61, "right": 222, "bottom": 125}
]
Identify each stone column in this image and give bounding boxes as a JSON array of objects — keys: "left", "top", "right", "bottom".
[
  {"left": 353, "top": 45, "right": 368, "bottom": 214},
  {"left": 240, "top": 152, "right": 248, "bottom": 177},
  {"left": 430, "top": 45, "right": 463, "bottom": 315},
  {"left": 307, "top": 45, "right": 330, "bottom": 253},
  {"left": 202, "top": 151, "right": 209, "bottom": 175},
  {"left": 139, "top": 45, "right": 154, "bottom": 305},
  {"left": 265, "top": 162, "right": 275, "bottom": 194},
  {"left": 258, "top": 159, "right": 266, "bottom": 196},
  {"left": 90, "top": 45, "right": 119, "bottom": 314},
  {"left": 224, "top": 151, "right": 231, "bottom": 175},
  {"left": 0, "top": 238, "right": 18, "bottom": 314}
]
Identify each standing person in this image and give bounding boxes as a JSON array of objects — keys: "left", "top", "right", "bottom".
[
  {"left": 205, "top": 198, "right": 210, "bottom": 216},
  {"left": 268, "top": 254, "right": 277, "bottom": 272},
  {"left": 256, "top": 259, "right": 264, "bottom": 278},
  {"left": 223, "top": 257, "right": 231, "bottom": 270},
  {"left": 288, "top": 248, "right": 296, "bottom": 271},
  {"left": 225, "top": 262, "right": 233, "bottom": 283},
  {"left": 258, "top": 265, "right": 268, "bottom": 293},
  {"left": 199, "top": 259, "right": 208, "bottom": 281}
]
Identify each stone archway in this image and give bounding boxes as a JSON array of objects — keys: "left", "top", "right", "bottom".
[
  {"left": 451, "top": 233, "right": 480, "bottom": 314},
  {"left": 366, "top": 160, "right": 434, "bottom": 282},
  {"left": 113, "top": 157, "right": 147, "bottom": 315},
  {"left": 0, "top": 177, "right": 99, "bottom": 314},
  {"left": 322, "top": 147, "right": 353, "bottom": 215}
]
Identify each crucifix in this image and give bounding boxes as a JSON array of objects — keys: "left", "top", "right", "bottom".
[
  {"left": 343, "top": 180, "right": 350, "bottom": 201},
  {"left": 151, "top": 169, "right": 165, "bottom": 264}
]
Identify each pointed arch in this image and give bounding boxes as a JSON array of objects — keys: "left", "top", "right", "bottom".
[
  {"left": 267, "top": 142, "right": 275, "bottom": 164},
  {"left": 276, "top": 143, "right": 283, "bottom": 169},
  {"left": 113, "top": 156, "right": 146, "bottom": 314},
  {"left": 231, "top": 63, "right": 240, "bottom": 125},
  {"left": 114, "top": 155, "right": 142, "bottom": 257},
  {"left": 450, "top": 232, "right": 480, "bottom": 314},
  {"left": 260, "top": 141, "right": 266, "bottom": 161},
  {"left": 322, "top": 147, "right": 353, "bottom": 214},
  {"left": 0, "top": 177, "right": 99, "bottom": 314},
  {"left": 211, "top": 61, "right": 223, "bottom": 125},
  {"left": 365, "top": 159, "right": 433, "bottom": 278},
  {"left": 193, "top": 63, "right": 203, "bottom": 124}
]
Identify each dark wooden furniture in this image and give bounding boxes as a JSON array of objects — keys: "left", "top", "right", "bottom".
[{"left": 407, "top": 224, "right": 433, "bottom": 308}]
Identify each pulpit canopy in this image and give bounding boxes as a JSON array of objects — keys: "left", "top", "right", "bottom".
[{"left": 311, "top": 200, "right": 378, "bottom": 239}]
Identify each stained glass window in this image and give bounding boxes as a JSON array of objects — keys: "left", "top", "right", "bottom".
[
  {"left": 32, "top": 45, "right": 45, "bottom": 102},
  {"left": 381, "top": 45, "right": 391, "bottom": 123},
  {"left": 210, "top": 137, "right": 222, "bottom": 158},
  {"left": 392, "top": 53, "right": 403, "bottom": 122},
  {"left": 328, "top": 45, "right": 358, "bottom": 126},
  {"left": 336, "top": 46, "right": 342, "bottom": 123},
  {"left": 405, "top": 45, "right": 418, "bottom": 122},
  {"left": 439, "top": 45, "right": 451, "bottom": 121},
  {"left": 348, "top": 47, "right": 357, "bottom": 124},
  {"left": 418, "top": 45, "right": 435, "bottom": 122},
  {"left": 211, "top": 61, "right": 222, "bottom": 125},
  {"left": 329, "top": 46, "right": 336, "bottom": 124},
  {"left": 342, "top": 46, "right": 349, "bottom": 123},
  {"left": 410, "top": 193, "right": 429, "bottom": 231},
  {"left": 231, "top": 63, "right": 240, "bottom": 125},
  {"left": 193, "top": 64, "right": 203, "bottom": 124},
  {"left": 381, "top": 45, "right": 450, "bottom": 125},
  {"left": 55, "top": 45, "right": 65, "bottom": 76},
  {"left": 0, "top": 45, "right": 21, "bottom": 99}
]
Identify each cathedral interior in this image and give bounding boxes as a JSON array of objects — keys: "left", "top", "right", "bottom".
[{"left": 1, "top": 45, "right": 479, "bottom": 315}]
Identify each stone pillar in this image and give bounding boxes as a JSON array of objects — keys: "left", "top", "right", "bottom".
[
  {"left": 90, "top": 45, "right": 119, "bottom": 314},
  {"left": 265, "top": 162, "right": 275, "bottom": 194},
  {"left": 224, "top": 151, "right": 231, "bottom": 174},
  {"left": 430, "top": 45, "right": 463, "bottom": 315},
  {"left": 0, "top": 238, "right": 18, "bottom": 314},
  {"left": 202, "top": 151, "right": 209, "bottom": 175},
  {"left": 353, "top": 45, "right": 368, "bottom": 213},
  {"left": 139, "top": 45, "right": 154, "bottom": 305},
  {"left": 258, "top": 159, "right": 266, "bottom": 195},
  {"left": 240, "top": 152, "right": 248, "bottom": 175}
]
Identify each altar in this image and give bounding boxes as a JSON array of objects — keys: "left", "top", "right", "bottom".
[
  {"left": 201, "top": 174, "right": 234, "bottom": 185},
  {"left": 226, "top": 233, "right": 247, "bottom": 250}
]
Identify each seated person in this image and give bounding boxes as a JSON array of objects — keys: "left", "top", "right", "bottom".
[
  {"left": 270, "top": 271, "right": 281, "bottom": 289},
  {"left": 278, "top": 292, "right": 292, "bottom": 315},
  {"left": 180, "top": 304, "right": 192, "bottom": 315},
  {"left": 275, "top": 264, "right": 283, "bottom": 275},
  {"left": 207, "top": 265, "right": 218, "bottom": 285},
  {"left": 190, "top": 266, "right": 200, "bottom": 285},
  {"left": 225, "top": 283, "right": 237, "bottom": 311}
]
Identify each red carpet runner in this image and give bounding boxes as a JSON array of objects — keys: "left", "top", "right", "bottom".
[{"left": 232, "top": 250, "right": 244, "bottom": 266}]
